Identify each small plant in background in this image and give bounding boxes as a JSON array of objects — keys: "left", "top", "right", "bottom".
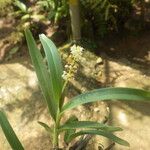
[
  {"left": 0, "top": 29, "right": 150, "bottom": 150},
  {"left": 80, "top": 0, "right": 133, "bottom": 38},
  {"left": 13, "top": 0, "right": 46, "bottom": 30},
  {"left": 37, "top": 0, "right": 68, "bottom": 24},
  {"left": 0, "top": 0, "right": 50, "bottom": 61}
]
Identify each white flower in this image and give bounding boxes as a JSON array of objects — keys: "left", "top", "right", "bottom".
[
  {"left": 62, "top": 70, "right": 73, "bottom": 80},
  {"left": 62, "top": 71, "right": 67, "bottom": 80},
  {"left": 65, "top": 65, "right": 69, "bottom": 68},
  {"left": 70, "top": 44, "right": 83, "bottom": 60},
  {"left": 62, "top": 45, "right": 84, "bottom": 81}
]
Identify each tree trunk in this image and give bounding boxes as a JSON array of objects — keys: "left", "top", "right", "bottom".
[{"left": 69, "top": 0, "right": 81, "bottom": 42}]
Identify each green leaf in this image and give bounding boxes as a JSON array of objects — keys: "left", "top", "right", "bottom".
[
  {"left": 105, "top": 4, "right": 110, "bottom": 21},
  {"left": 31, "top": 15, "right": 45, "bottom": 21},
  {"left": 38, "top": 121, "right": 53, "bottom": 133},
  {"left": 37, "top": 1, "right": 48, "bottom": 7},
  {"left": 91, "top": 0, "right": 102, "bottom": 9},
  {"left": 101, "top": 0, "right": 107, "bottom": 9},
  {"left": 14, "top": 0, "right": 27, "bottom": 12},
  {"left": 0, "top": 111, "right": 24, "bottom": 150},
  {"left": 21, "top": 14, "right": 30, "bottom": 21},
  {"left": 63, "top": 116, "right": 78, "bottom": 144},
  {"left": 59, "top": 121, "right": 122, "bottom": 132},
  {"left": 61, "top": 87, "right": 150, "bottom": 113},
  {"left": 9, "top": 46, "right": 19, "bottom": 55},
  {"left": 39, "top": 34, "right": 63, "bottom": 106},
  {"left": 25, "top": 29, "right": 58, "bottom": 120},
  {"left": 64, "top": 115, "right": 78, "bottom": 124},
  {"left": 68, "top": 130, "right": 129, "bottom": 147}
]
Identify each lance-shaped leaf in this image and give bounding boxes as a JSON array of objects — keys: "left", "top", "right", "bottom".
[
  {"left": 38, "top": 121, "right": 53, "bottom": 140},
  {"left": 38, "top": 121, "right": 53, "bottom": 133},
  {"left": 59, "top": 121, "right": 122, "bottom": 132},
  {"left": 67, "top": 130, "right": 129, "bottom": 147},
  {"left": 25, "top": 29, "right": 58, "bottom": 120},
  {"left": 39, "top": 34, "right": 63, "bottom": 103},
  {"left": 0, "top": 111, "right": 24, "bottom": 150},
  {"left": 61, "top": 87, "right": 150, "bottom": 113},
  {"left": 63, "top": 116, "right": 78, "bottom": 144}
]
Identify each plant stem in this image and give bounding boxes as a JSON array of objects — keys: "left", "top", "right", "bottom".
[
  {"left": 62, "top": 80, "right": 68, "bottom": 94},
  {"left": 53, "top": 126, "right": 58, "bottom": 148},
  {"left": 53, "top": 113, "right": 61, "bottom": 149},
  {"left": 62, "top": 58, "right": 76, "bottom": 94}
]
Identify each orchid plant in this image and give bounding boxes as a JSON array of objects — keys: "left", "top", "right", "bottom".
[{"left": 0, "top": 29, "right": 150, "bottom": 150}]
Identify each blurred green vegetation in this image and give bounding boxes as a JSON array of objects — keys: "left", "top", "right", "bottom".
[
  {"left": 0, "top": 0, "right": 150, "bottom": 59},
  {"left": 1, "top": 0, "right": 149, "bottom": 38}
]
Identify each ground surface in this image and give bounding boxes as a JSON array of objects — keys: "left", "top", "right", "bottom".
[{"left": 0, "top": 48, "right": 150, "bottom": 149}]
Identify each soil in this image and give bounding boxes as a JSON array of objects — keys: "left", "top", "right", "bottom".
[
  {"left": 0, "top": 16, "right": 150, "bottom": 150},
  {"left": 97, "top": 30, "right": 150, "bottom": 66}
]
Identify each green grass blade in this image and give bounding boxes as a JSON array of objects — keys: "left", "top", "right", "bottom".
[
  {"left": 0, "top": 111, "right": 24, "bottom": 150},
  {"left": 39, "top": 34, "right": 63, "bottom": 104},
  {"left": 59, "top": 121, "right": 122, "bottom": 132},
  {"left": 61, "top": 87, "right": 150, "bottom": 113},
  {"left": 68, "top": 130, "right": 129, "bottom": 147},
  {"left": 25, "top": 29, "right": 58, "bottom": 120}
]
